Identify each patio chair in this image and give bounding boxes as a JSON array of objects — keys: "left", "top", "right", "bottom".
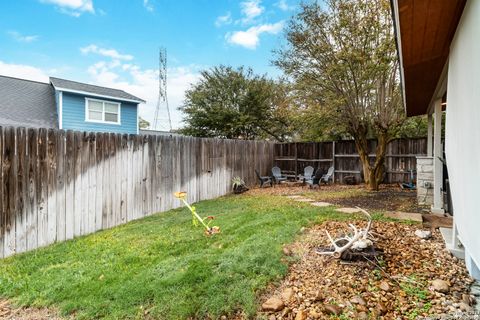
[
  {"left": 320, "top": 166, "right": 334, "bottom": 184},
  {"left": 255, "top": 169, "right": 272, "bottom": 188},
  {"left": 305, "top": 168, "right": 323, "bottom": 188},
  {"left": 299, "top": 166, "right": 314, "bottom": 183},
  {"left": 271, "top": 166, "right": 287, "bottom": 184}
]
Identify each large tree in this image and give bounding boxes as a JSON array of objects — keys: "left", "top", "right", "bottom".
[
  {"left": 138, "top": 117, "right": 150, "bottom": 130},
  {"left": 179, "top": 66, "right": 295, "bottom": 141},
  {"left": 275, "top": 0, "right": 404, "bottom": 190}
]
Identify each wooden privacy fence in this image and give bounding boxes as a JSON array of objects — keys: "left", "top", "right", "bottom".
[
  {"left": 274, "top": 138, "right": 427, "bottom": 183},
  {"left": 0, "top": 127, "right": 274, "bottom": 258}
]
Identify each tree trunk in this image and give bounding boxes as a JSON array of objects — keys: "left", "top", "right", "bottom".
[{"left": 354, "top": 131, "right": 389, "bottom": 191}]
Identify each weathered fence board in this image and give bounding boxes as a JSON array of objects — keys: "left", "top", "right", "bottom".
[
  {"left": 16, "top": 128, "right": 27, "bottom": 254},
  {"left": 65, "top": 130, "right": 74, "bottom": 240},
  {"left": 56, "top": 130, "right": 66, "bottom": 242},
  {"left": 26, "top": 129, "right": 38, "bottom": 250},
  {"left": 0, "top": 127, "right": 274, "bottom": 258},
  {"left": 4, "top": 127, "right": 16, "bottom": 256},
  {"left": 274, "top": 138, "right": 427, "bottom": 183},
  {"left": 37, "top": 129, "right": 48, "bottom": 247}
]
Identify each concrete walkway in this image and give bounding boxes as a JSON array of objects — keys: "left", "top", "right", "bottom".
[{"left": 310, "top": 202, "right": 331, "bottom": 207}]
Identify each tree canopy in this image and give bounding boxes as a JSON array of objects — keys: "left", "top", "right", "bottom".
[
  {"left": 274, "top": 0, "right": 404, "bottom": 190},
  {"left": 179, "top": 66, "right": 295, "bottom": 141},
  {"left": 138, "top": 117, "right": 150, "bottom": 130}
]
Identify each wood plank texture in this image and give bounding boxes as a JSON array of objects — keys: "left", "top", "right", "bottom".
[
  {"left": 274, "top": 138, "right": 427, "bottom": 184},
  {"left": 0, "top": 127, "right": 275, "bottom": 258}
]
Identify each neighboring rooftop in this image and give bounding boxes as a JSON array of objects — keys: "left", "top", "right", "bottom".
[
  {"left": 0, "top": 75, "right": 58, "bottom": 128},
  {"left": 50, "top": 77, "right": 146, "bottom": 103}
]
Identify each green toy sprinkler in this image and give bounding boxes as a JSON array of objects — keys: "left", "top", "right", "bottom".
[{"left": 174, "top": 192, "right": 220, "bottom": 236}]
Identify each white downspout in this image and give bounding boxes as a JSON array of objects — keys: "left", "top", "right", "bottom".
[
  {"left": 59, "top": 91, "right": 63, "bottom": 129},
  {"left": 427, "top": 113, "right": 433, "bottom": 157},
  {"left": 432, "top": 99, "right": 444, "bottom": 214}
]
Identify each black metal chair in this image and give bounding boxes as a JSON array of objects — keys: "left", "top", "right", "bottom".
[
  {"left": 255, "top": 170, "right": 272, "bottom": 187},
  {"left": 305, "top": 168, "right": 323, "bottom": 188}
]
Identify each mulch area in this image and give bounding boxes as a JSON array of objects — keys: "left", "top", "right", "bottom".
[
  {"left": 248, "top": 184, "right": 429, "bottom": 213},
  {"left": 322, "top": 187, "right": 426, "bottom": 213},
  {"left": 0, "top": 299, "right": 62, "bottom": 320},
  {"left": 258, "top": 221, "right": 475, "bottom": 319}
]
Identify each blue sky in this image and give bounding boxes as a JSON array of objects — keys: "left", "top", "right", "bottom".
[{"left": 0, "top": 0, "right": 300, "bottom": 129}]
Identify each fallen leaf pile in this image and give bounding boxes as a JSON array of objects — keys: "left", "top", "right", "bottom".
[{"left": 258, "top": 221, "right": 475, "bottom": 319}]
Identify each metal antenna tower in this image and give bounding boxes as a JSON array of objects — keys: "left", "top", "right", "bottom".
[{"left": 153, "top": 47, "right": 172, "bottom": 131}]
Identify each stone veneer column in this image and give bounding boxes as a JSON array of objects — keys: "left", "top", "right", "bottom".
[{"left": 416, "top": 156, "right": 434, "bottom": 205}]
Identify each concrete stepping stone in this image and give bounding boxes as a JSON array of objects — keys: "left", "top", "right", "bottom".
[
  {"left": 310, "top": 202, "right": 332, "bottom": 207},
  {"left": 294, "top": 198, "right": 315, "bottom": 202},
  {"left": 336, "top": 207, "right": 362, "bottom": 214},
  {"left": 286, "top": 195, "right": 303, "bottom": 199}
]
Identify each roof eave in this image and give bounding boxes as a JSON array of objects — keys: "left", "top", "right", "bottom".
[
  {"left": 51, "top": 84, "right": 146, "bottom": 104},
  {"left": 390, "top": 0, "right": 407, "bottom": 113},
  {"left": 391, "top": 0, "right": 466, "bottom": 117}
]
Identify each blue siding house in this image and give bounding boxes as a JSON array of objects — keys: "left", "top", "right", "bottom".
[
  {"left": 60, "top": 93, "right": 139, "bottom": 134},
  {"left": 51, "top": 77, "right": 145, "bottom": 134},
  {"left": 0, "top": 75, "right": 145, "bottom": 134}
]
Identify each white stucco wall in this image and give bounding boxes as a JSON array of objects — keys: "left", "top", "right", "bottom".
[{"left": 446, "top": 0, "right": 480, "bottom": 278}]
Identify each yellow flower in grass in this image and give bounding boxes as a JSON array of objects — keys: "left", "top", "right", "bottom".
[{"left": 174, "top": 191, "right": 187, "bottom": 199}]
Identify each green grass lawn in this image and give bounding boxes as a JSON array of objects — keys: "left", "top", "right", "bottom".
[{"left": 0, "top": 194, "right": 356, "bottom": 320}]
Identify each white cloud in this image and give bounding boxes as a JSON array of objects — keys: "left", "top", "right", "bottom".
[
  {"left": 143, "top": 0, "right": 153, "bottom": 12},
  {"left": 215, "top": 12, "right": 232, "bottom": 27},
  {"left": 227, "top": 21, "right": 284, "bottom": 49},
  {"left": 86, "top": 61, "right": 120, "bottom": 84},
  {"left": 40, "top": 0, "right": 94, "bottom": 16},
  {"left": 7, "top": 31, "right": 39, "bottom": 43},
  {"left": 81, "top": 44, "right": 134, "bottom": 61},
  {"left": 0, "top": 61, "right": 49, "bottom": 83},
  {"left": 276, "top": 0, "right": 294, "bottom": 11},
  {"left": 85, "top": 54, "right": 202, "bottom": 130},
  {"left": 225, "top": 0, "right": 284, "bottom": 49},
  {"left": 240, "top": 0, "right": 264, "bottom": 24}
]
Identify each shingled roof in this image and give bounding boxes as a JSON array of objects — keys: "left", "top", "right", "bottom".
[
  {"left": 50, "top": 77, "right": 145, "bottom": 103},
  {"left": 0, "top": 75, "right": 58, "bottom": 128}
]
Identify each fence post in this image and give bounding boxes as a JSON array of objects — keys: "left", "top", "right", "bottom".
[
  {"left": 294, "top": 142, "right": 298, "bottom": 177},
  {"left": 332, "top": 141, "right": 336, "bottom": 183}
]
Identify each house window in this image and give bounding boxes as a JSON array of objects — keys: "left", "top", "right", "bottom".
[{"left": 86, "top": 98, "right": 121, "bottom": 124}]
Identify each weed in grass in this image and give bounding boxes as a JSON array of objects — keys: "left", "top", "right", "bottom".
[
  {"left": 376, "top": 257, "right": 386, "bottom": 268},
  {"left": 338, "top": 313, "right": 350, "bottom": 320},
  {"left": 400, "top": 275, "right": 428, "bottom": 301},
  {"left": 406, "top": 303, "right": 431, "bottom": 320},
  {"left": 372, "top": 268, "right": 383, "bottom": 281}
]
